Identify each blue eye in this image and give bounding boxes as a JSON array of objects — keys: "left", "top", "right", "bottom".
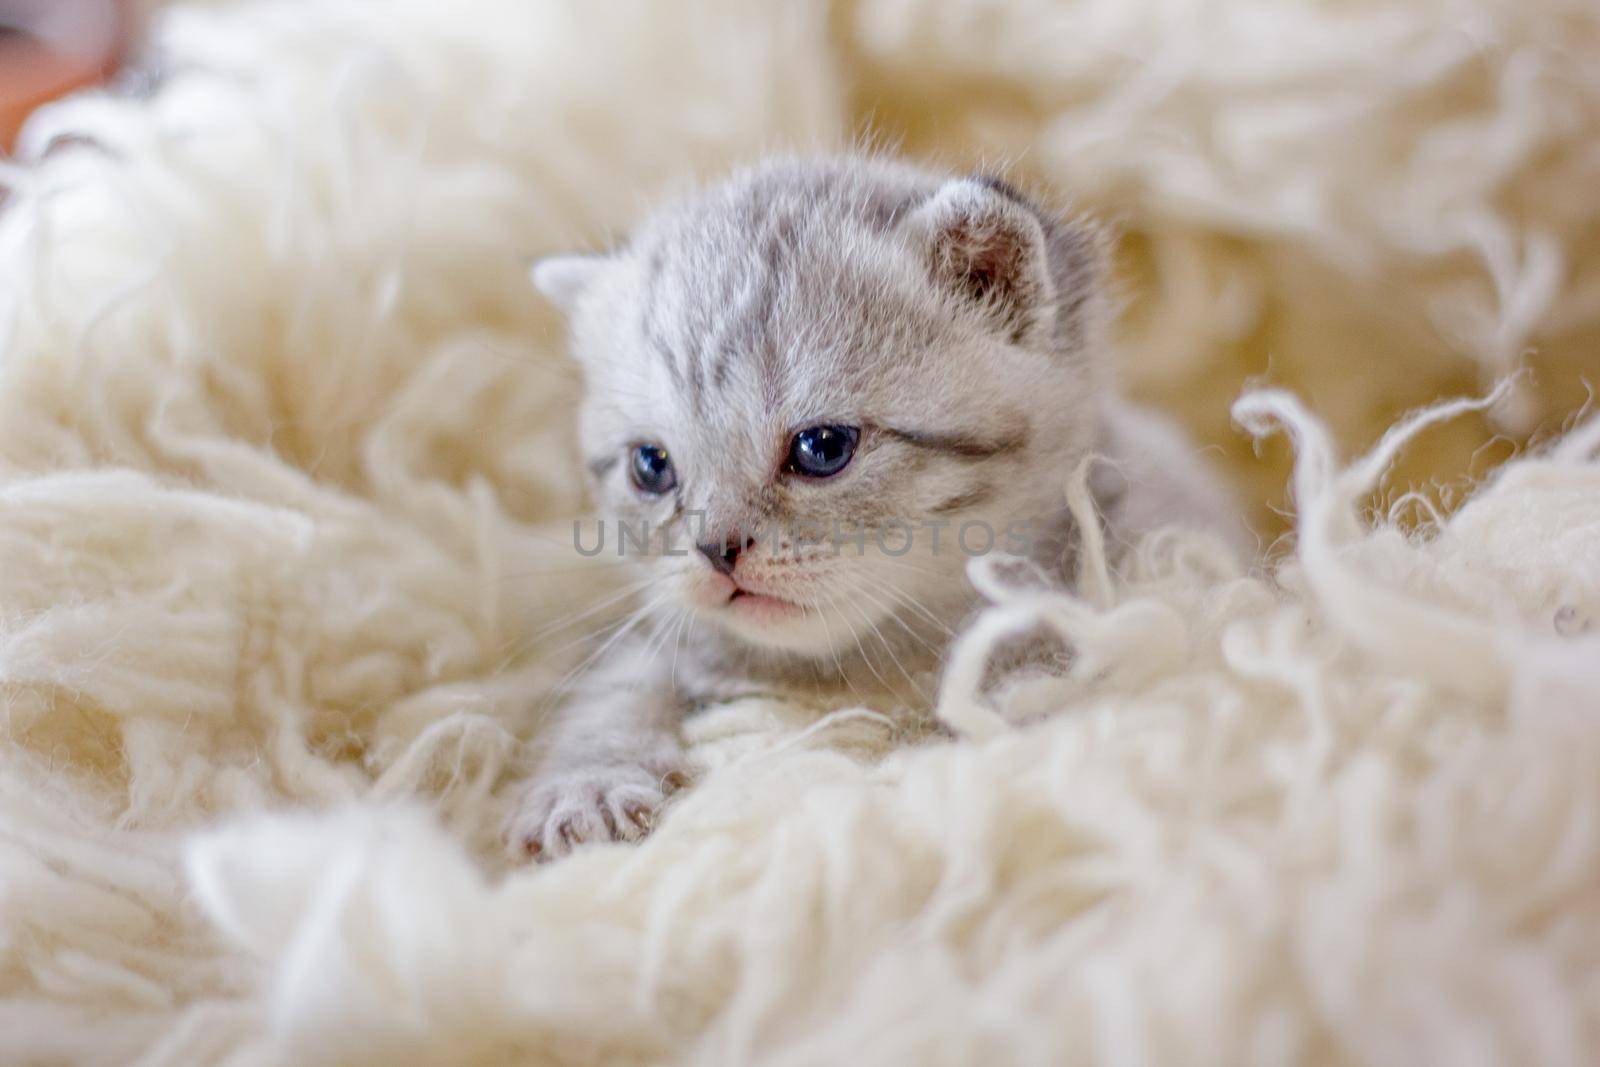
[
  {"left": 630, "top": 443, "right": 677, "bottom": 494},
  {"left": 787, "top": 425, "right": 859, "bottom": 478}
]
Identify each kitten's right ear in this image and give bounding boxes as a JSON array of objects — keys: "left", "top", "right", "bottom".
[
  {"left": 531, "top": 254, "right": 607, "bottom": 312},
  {"left": 904, "top": 177, "right": 1057, "bottom": 346}
]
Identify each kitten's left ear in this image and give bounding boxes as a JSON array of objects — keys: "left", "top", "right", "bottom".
[
  {"left": 531, "top": 254, "right": 607, "bottom": 312},
  {"left": 904, "top": 177, "right": 1057, "bottom": 345}
]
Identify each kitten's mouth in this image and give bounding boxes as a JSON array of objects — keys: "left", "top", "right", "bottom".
[{"left": 724, "top": 586, "right": 802, "bottom": 621}]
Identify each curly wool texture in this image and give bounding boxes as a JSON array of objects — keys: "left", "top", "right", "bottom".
[
  {"left": 0, "top": 1, "right": 1598, "bottom": 1065},
  {"left": 847, "top": 0, "right": 1600, "bottom": 519}
]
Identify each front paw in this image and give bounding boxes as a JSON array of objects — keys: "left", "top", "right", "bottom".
[{"left": 505, "top": 761, "right": 690, "bottom": 862}]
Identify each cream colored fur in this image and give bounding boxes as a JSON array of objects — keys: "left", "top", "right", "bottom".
[{"left": 1, "top": 0, "right": 1598, "bottom": 1064}]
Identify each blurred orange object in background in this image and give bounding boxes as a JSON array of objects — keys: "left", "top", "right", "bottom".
[{"left": 1, "top": 0, "right": 129, "bottom": 154}]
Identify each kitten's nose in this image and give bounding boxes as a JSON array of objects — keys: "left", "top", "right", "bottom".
[{"left": 696, "top": 536, "right": 752, "bottom": 576}]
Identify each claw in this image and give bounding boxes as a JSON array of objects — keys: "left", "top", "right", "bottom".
[
  {"left": 622, "top": 799, "right": 654, "bottom": 831},
  {"left": 662, "top": 770, "right": 690, "bottom": 794}
]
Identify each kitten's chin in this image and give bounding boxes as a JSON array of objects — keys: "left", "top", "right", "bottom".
[
  {"left": 692, "top": 592, "right": 849, "bottom": 655},
  {"left": 707, "top": 598, "right": 832, "bottom": 653}
]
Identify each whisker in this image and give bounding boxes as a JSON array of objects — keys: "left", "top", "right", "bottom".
[
  {"left": 670, "top": 611, "right": 696, "bottom": 693},
  {"left": 851, "top": 576, "right": 949, "bottom": 663},
  {"left": 857, "top": 555, "right": 952, "bottom": 580},
  {"left": 498, "top": 558, "right": 649, "bottom": 579},
  {"left": 529, "top": 576, "right": 656, "bottom": 640},
  {"left": 838, "top": 589, "right": 928, "bottom": 703},
  {"left": 492, "top": 571, "right": 645, "bottom": 664},
  {"left": 809, "top": 595, "right": 865, "bottom": 703},
  {"left": 824, "top": 588, "right": 896, "bottom": 699},
  {"left": 541, "top": 592, "right": 675, "bottom": 705},
  {"left": 855, "top": 571, "right": 958, "bottom": 639}
]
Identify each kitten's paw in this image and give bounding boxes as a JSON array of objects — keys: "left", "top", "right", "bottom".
[{"left": 506, "top": 762, "right": 690, "bottom": 863}]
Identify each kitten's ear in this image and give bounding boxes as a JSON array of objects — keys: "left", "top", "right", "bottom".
[
  {"left": 905, "top": 177, "right": 1057, "bottom": 345},
  {"left": 531, "top": 254, "right": 607, "bottom": 312}
]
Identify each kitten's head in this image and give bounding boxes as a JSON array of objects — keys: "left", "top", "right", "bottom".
[{"left": 536, "top": 158, "right": 1107, "bottom": 657}]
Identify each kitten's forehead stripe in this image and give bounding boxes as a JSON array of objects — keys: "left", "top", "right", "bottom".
[
  {"left": 639, "top": 163, "right": 969, "bottom": 424},
  {"left": 653, "top": 332, "right": 684, "bottom": 391},
  {"left": 641, "top": 269, "right": 684, "bottom": 390},
  {"left": 689, "top": 197, "right": 806, "bottom": 403},
  {"left": 685, "top": 345, "right": 706, "bottom": 416},
  {"left": 879, "top": 425, "right": 1031, "bottom": 460}
]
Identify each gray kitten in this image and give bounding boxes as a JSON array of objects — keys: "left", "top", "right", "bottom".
[{"left": 509, "top": 156, "right": 1244, "bottom": 860}]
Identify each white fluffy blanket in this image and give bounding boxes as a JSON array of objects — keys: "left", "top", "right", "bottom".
[{"left": 2, "top": 1, "right": 1598, "bottom": 1064}]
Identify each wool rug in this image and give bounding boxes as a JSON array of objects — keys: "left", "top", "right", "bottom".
[{"left": 1, "top": 1, "right": 1598, "bottom": 1064}]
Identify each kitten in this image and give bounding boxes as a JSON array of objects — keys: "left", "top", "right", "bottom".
[{"left": 508, "top": 156, "right": 1245, "bottom": 860}]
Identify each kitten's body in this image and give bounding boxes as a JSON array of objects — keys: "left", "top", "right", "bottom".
[{"left": 509, "top": 157, "right": 1246, "bottom": 859}]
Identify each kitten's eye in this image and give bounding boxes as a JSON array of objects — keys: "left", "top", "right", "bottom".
[
  {"left": 787, "top": 425, "right": 859, "bottom": 478},
  {"left": 630, "top": 443, "right": 677, "bottom": 494}
]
